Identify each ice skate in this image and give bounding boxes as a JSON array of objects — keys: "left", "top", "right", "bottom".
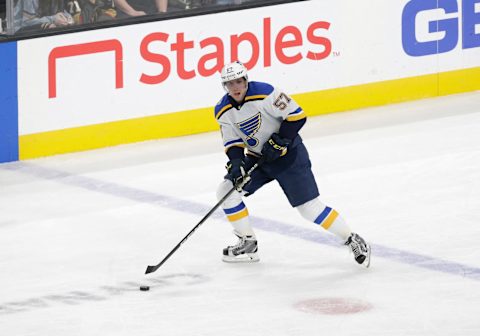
[
  {"left": 222, "top": 232, "right": 259, "bottom": 263},
  {"left": 345, "top": 232, "right": 371, "bottom": 268}
]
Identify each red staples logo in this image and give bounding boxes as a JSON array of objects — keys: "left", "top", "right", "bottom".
[
  {"left": 48, "top": 39, "right": 124, "bottom": 98},
  {"left": 47, "top": 18, "right": 332, "bottom": 99},
  {"left": 138, "top": 18, "right": 332, "bottom": 85}
]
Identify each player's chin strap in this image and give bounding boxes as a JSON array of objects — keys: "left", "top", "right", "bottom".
[{"left": 145, "top": 159, "right": 263, "bottom": 275}]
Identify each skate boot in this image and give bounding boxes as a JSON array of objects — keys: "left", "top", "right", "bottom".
[
  {"left": 345, "top": 232, "right": 371, "bottom": 268},
  {"left": 222, "top": 232, "right": 259, "bottom": 263}
]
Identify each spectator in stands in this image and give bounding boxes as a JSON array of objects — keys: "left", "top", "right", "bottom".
[
  {"left": 70, "top": 0, "right": 117, "bottom": 24},
  {"left": 14, "top": 0, "right": 74, "bottom": 32},
  {"left": 114, "top": 0, "right": 167, "bottom": 18},
  {"left": 1, "top": 0, "right": 6, "bottom": 33}
]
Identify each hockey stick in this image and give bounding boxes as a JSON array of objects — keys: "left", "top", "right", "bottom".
[{"left": 145, "top": 161, "right": 262, "bottom": 274}]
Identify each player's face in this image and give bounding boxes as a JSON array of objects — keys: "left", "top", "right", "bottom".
[{"left": 225, "top": 78, "right": 248, "bottom": 103}]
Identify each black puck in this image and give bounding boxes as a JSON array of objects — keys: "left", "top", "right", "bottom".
[{"left": 140, "top": 285, "right": 150, "bottom": 291}]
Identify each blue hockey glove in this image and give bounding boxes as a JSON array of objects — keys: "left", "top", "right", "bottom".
[
  {"left": 261, "top": 133, "right": 291, "bottom": 163},
  {"left": 226, "top": 159, "right": 251, "bottom": 191}
]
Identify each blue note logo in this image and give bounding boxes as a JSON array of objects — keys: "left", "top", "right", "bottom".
[
  {"left": 237, "top": 113, "right": 262, "bottom": 147},
  {"left": 402, "top": 0, "right": 480, "bottom": 56}
]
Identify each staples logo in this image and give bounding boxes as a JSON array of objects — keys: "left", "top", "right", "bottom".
[
  {"left": 402, "top": 0, "right": 480, "bottom": 57},
  {"left": 48, "top": 17, "right": 332, "bottom": 98},
  {"left": 48, "top": 39, "right": 124, "bottom": 98}
]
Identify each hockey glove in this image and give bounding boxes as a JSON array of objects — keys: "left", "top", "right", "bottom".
[
  {"left": 226, "top": 158, "right": 251, "bottom": 191},
  {"left": 261, "top": 133, "right": 291, "bottom": 163}
]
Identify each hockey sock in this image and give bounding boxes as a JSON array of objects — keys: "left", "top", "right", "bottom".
[
  {"left": 297, "top": 197, "right": 351, "bottom": 241},
  {"left": 217, "top": 179, "right": 255, "bottom": 237},
  {"left": 223, "top": 201, "right": 255, "bottom": 236}
]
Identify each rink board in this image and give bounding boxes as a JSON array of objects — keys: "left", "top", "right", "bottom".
[
  {"left": 16, "top": 66, "right": 480, "bottom": 159},
  {"left": 1, "top": 0, "right": 480, "bottom": 161}
]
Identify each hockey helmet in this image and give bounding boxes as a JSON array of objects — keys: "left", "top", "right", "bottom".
[{"left": 220, "top": 61, "right": 248, "bottom": 86}]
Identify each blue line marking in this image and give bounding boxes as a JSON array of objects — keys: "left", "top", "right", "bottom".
[{"left": 3, "top": 161, "right": 480, "bottom": 282}]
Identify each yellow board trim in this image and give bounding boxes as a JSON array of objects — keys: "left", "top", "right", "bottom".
[
  {"left": 19, "top": 66, "right": 480, "bottom": 160},
  {"left": 293, "top": 66, "right": 480, "bottom": 117},
  {"left": 19, "top": 107, "right": 218, "bottom": 160}
]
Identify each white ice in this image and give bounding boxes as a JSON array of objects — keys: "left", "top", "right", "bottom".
[{"left": 1, "top": 91, "right": 480, "bottom": 335}]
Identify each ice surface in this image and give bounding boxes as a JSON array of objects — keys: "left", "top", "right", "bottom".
[{"left": 1, "top": 92, "right": 480, "bottom": 335}]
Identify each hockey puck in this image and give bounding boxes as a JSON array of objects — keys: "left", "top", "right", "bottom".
[{"left": 139, "top": 285, "right": 150, "bottom": 291}]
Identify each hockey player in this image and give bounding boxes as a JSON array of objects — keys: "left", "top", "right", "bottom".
[{"left": 215, "top": 61, "right": 371, "bottom": 267}]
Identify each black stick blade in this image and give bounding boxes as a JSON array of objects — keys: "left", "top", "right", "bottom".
[
  {"left": 145, "top": 265, "right": 159, "bottom": 274},
  {"left": 143, "top": 162, "right": 261, "bottom": 276}
]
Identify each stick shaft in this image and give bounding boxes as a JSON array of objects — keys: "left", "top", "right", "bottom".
[{"left": 145, "top": 162, "right": 260, "bottom": 274}]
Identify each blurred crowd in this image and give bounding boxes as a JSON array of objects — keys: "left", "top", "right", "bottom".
[{"left": 0, "top": 0, "right": 250, "bottom": 35}]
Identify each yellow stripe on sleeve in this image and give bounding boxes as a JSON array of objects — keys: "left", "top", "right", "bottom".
[{"left": 286, "top": 112, "right": 306, "bottom": 122}]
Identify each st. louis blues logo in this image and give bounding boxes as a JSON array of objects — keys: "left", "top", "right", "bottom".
[{"left": 236, "top": 113, "right": 262, "bottom": 147}]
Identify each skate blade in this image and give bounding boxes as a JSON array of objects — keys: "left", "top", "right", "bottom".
[
  {"left": 222, "top": 253, "right": 260, "bottom": 263},
  {"left": 362, "top": 245, "right": 371, "bottom": 268}
]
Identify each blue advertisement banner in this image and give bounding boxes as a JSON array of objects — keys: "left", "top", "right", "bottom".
[{"left": 0, "top": 42, "right": 19, "bottom": 163}]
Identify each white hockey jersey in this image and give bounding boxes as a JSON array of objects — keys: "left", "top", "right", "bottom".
[{"left": 214, "top": 81, "right": 306, "bottom": 156}]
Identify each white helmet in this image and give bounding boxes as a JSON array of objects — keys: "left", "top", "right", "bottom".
[{"left": 220, "top": 61, "right": 248, "bottom": 85}]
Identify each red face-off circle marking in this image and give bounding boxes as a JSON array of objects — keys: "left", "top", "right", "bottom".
[{"left": 294, "top": 298, "right": 373, "bottom": 315}]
